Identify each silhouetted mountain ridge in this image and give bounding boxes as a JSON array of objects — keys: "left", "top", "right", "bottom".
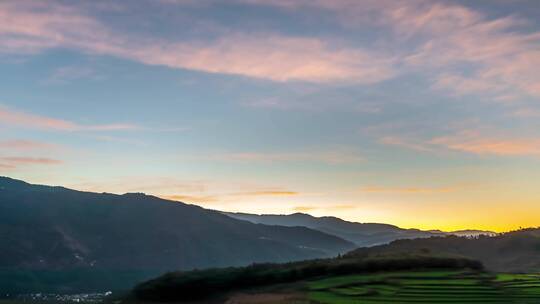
[
  {"left": 0, "top": 177, "right": 354, "bottom": 292},
  {"left": 0, "top": 176, "right": 355, "bottom": 270}
]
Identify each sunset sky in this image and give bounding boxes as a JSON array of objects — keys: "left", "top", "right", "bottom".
[{"left": 1, "top": 0, "right": 540, "bottom": 232}]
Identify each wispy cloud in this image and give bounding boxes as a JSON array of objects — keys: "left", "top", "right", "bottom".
[
  {"left": 360, "top": 185, "right": 458, "bottom": 194},
  {"left": 70, "top": 177, "right": 208, "bottom": 194},
  {"left": 395, "top": 5, "right": 540, "bottom": 100},
  {"left": 0, "top": 157, "right": 62, "bottom": 165},
  {"left": 3, "top": 0, "right": 539, "bottom": 96},
  {"left": 0, "top": 138, "right": 63, "bottom": 171},
  {"left": 380, "top": 129, "right": 540, "bottom": 157},
  {"left": 71, "top": 176, "right": 300, "bottom": 206},
  {"left": 293, "top": 204, "right": 356, "bottom": 213},
  {"left": 238, "top": 0, "right": 540, "bottom": 100},
  {"left": 431, "top": 131, "right": 540, "bottom": 156},
  {"left": 292, "top": 205, "right": 316, "bottom": 212},
  {"left": 134, "top": 35, "right": 396, "bottom": 83},
  {"left": 160, "top": 189, "right": 299, "bottom": 204},
  {"left": 0, "top": 139, "right": 58, "bottom": 150},
  {"left": 0, "top": 1, "right": 395, "bottom": 84},
  {"left": 0, "top": 106, "right": 138, "bottom": 132},
  {"left": 0, "top": 156, "right": 63, "bottom": 171}
]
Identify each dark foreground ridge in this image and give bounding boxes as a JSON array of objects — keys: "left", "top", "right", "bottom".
[
  {"left": 131, "top": 254, "right": 482, "bottom": 302},
  {"left": 347, "top": 228, "right": 540, "bottom": 273},
  {"left": 130, "top": 228, "right": 540, "bottom": 302}
]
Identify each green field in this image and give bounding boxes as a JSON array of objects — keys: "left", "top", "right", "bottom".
[
  {"left": 3, "top": 271, "right": 540, "bottom": 303},
  {"left": 308, "top": 271, "right": 540, "bottom": 303}
]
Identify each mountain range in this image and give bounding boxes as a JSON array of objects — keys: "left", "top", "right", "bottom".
[
  {"left": 0, "top": 176, "right": 356, "bottom": 271},
  {"left": 225, "top": 212, "right": 496, "bottom": 247},
  {"left": 0, "top": 176, "right": 500, "bottom": 294},
  {"left": 0, "top": 176, "right": 353, "bottom": 292}
]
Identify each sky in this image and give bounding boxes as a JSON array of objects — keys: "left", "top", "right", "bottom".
[{"left": 1, "top": 0, "right": 540, "bottom": 232}]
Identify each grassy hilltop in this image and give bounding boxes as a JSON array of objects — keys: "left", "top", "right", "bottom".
[
  {"left": 130, "top": 253, "right": 482, "bottom": 302},
  {"left": 307, "top": 271, "right": 540, "bottom": 304},
  {"left": 127, "top": 229, "right": 540, "bottom": 304},
  {"left": 128, "top": 267, "right": 540, "bottom": 304}
]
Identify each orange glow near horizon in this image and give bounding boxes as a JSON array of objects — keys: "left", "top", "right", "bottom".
[
  {"left": 157, "top": 193, "right": 540, "bottom": 233},
  {"left": 4, "top": 172, "right": 539, "bottom": 234},
  {"left": 3, "top": 0, "right": 540, "bottom": 237}
]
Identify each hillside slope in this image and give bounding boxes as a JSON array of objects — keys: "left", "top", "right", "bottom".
[
  {"left": 0, "top": 177, "right": 354, "bottom": 291},
  {"left": 347, "top": 228, "right": 540, "bottom": 272},
  {"left": 132, "top": 253, "right": 482, "bottom": 302}
]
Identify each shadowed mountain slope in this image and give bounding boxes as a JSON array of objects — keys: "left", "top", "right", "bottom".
[{"left": 0, "top": 177, "right": 354, "bottom": 292}]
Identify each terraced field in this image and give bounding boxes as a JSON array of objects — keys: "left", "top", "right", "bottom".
[{"left": 308, "top": 271, "right": 540, "bottom": 303}]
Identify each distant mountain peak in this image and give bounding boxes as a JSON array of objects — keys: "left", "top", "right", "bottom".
[{"left": 288, "top": 212, "right": 315, "bottom": 218}]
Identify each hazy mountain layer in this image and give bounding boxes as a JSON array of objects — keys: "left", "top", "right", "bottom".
[
  {"left": 224, "top": 212, "right": 496, "bottom": 247},
  {"left": 347, "top": 228, "right": 540, "bottom": 272},
  {"left": 224, "top": 212, "right": 441, "bottom": 247}
]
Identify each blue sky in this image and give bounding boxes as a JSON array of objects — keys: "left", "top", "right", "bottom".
[{"left": 1, "top": 0, "right": 540, "bottom": 231}]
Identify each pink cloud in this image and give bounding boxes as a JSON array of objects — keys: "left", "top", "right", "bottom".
[
  {"left": 293, "top": 204, "right": 356, "bottom": 213},
  {"left": 395, "top": 5, "right": 540, "bottom": 99},
  {"left": 378, "top": 130, "right": 540, "bottom": 157},
  {"left": 68, "top": 176, "right": 301, "bottom": 207},
  {"left": 0, "top": 106, "right": 137, "bottom": 131},
  {"left": 128, "top": 35, "right": 396, "bottom": 83},
  {"left": 431, "top": 131, "right": 540, "bottom": 156},
  {"left": 0, "top": 1, "right": 395, "bottom": 83},
  {"left": 0, "top": 106, "right": 75, "bottom": 130},
  {"left": 0, "top": 156, "right": 63, "bottom": 171},
  {"left": 0, "top": 139, "right": 57, "bottom": 150},
  {"left": 160, "top": 189, "right": 299, "bottom": 204},
  {"left": 0, "top": 1, "right": 110, "bottom": 54},
  {"left": 2, "top": 0, "right": 539, "bottom": 98},
  {"left": 236, "top": 1, "right": 540, "bottom": 99},
  {"left": 0, "top": 157, "right": 62, "bottom": 165}
]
